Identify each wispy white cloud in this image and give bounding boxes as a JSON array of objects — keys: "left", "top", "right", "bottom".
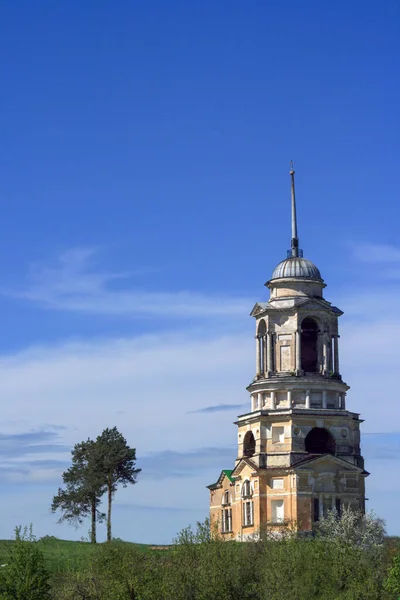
[
  {"left": 188, "top": 403, "right": 246, "bottom": 414},
  {"left": 0, "top": 429, "right": 69, "bottom": 486},
  {"left": 0, "top": 329, "right": 253, "bottom": 455},
  {"left": 351, "top": 242, "right": 400, "bottom": 263},
  {"left": 349, "top": 243, "right": 400, "bottom": 280},
  {"left": 139, "top": 447, "right": 236, "bottom": 480},
  {"left": 2, "top": 247, "right": 250, "bottom": 317}
]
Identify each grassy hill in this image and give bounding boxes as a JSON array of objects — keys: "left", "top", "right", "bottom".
[{"left": 0, "top": 536, "right": 167, "bottom": 574}]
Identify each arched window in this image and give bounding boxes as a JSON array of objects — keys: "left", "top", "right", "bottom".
[
  {"left": 222, "top": 490, "right": 230, "bottom": 505},
  {"left": 305, "top": 427, "right": 335, "bottom": 454},
  {"left": 301, "top": 318, "right": 319, "bottom": 372},
  {"left": 221, "top": 490, "right": 232, "bottom": 533},
  {"left": 242, "top": 480, "right": 253, "bottom": 526},
  {"left": 243, "top": 431, "right": 255, "bottom": 458},
  {"left": 242, "top": 480, "right": 252, "bottom": 498}
]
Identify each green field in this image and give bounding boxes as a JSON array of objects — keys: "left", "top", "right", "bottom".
[{"left": 0, "top": 536, "right": 164, "bottom": 575}]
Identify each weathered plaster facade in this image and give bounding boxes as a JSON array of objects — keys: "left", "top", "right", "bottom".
[{"left": 208, "top": 169, "right": 368, "bottom": 540}]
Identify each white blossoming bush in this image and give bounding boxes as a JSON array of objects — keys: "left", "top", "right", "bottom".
[{"left": 316, "top": 505, "right": 386, "bottom": 548}]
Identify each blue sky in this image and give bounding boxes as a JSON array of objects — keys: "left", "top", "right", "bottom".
[{"left": 0, "top": 0, "right": 399, "bottom": 542}]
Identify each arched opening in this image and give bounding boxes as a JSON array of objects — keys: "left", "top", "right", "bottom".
[
  {"left": 305, "top": 427, "right": 335, "bottom": 454},
  {"left": 257, "top": 319, "right": 266, "bottom": 374},
  {"left": 243, "top": 431, "right": 256, "bottom": 458},
  {"left": 222, "top": 490, "right": 230, "bottom": 505},
  {"left": 242, "top": 480, "right": 252, "bottom": 498},
  {"left": 301, "top": 317, "right": 319, "bottom": 372},
  {"left": 221, "top": 490, "right": 232, "bottom": 533},
  {"left": 242, "top": 480, "right": 254, "bottom": 526}
]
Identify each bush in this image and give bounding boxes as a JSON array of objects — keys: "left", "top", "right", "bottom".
[
  {"left": 0, "top": 525, "right": 51, "bottom": 600},
  {"left": 51, "top": 541, "right": 152, "bottom": 600},
  {"left": 385, "top": 554, "right": 400, "bottom": 597},
  {"left": 316, "top": 506, "right": 386, "bottom": 548},
  {"left": 38, "top": 535, "right": 59, "bottom": 544},
  {"left": 28, "top": 516, "right": 395, "bottom": 600}
]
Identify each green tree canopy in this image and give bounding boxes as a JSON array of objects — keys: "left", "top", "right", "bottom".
[
  {"left": 51, "top": 439, "right": 106, "bottom": 543},
  {"left": 95, "top": 427, "right": 141, "bottom": 541}
]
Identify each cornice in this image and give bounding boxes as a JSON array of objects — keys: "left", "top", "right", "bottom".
[
  {"left": 246, "top": 376, "right": 350, "bottom": 393},
  {"left": 250, "top": 297, "right": 343, "bottom": 318},
  {"left": 235, "top": 407, "right": 361, "bottom": 424}
]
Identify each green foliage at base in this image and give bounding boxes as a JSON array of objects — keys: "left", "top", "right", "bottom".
[
  {"left": 385, "top": 555, "right": 400, "bottom": 597},
  {"left": 0, "top": 522, "right": 399, "bottom": 599},
  {"left": 0, "top": 526, "right": 51, "bottom": 600}
]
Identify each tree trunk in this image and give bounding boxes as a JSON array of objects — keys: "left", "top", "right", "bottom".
[
  {"left": 91, "top": 500, "right": 97, "bottom": 544},
  {"left": 107, "top": 480, "right": 112, "bottom": 542}
]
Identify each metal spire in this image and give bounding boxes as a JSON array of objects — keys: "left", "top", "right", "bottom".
[{"left": 288, "top": 161, "right": 302, "bottom": 258}]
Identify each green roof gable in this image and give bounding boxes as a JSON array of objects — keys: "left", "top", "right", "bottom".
[
  {"left": 222, "top": 469, "right": 234, "bottom": 482},
  {"left": 206, "top": 468, "right": 234, "bottom": 489}
]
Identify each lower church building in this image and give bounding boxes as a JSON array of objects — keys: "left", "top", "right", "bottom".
[{"left": 208, "top": 167, "right": 368, "bottom": 539}]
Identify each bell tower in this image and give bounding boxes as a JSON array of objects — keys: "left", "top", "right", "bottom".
[{"left": 208, "top": 166, "right": 368, "bottom": 539}]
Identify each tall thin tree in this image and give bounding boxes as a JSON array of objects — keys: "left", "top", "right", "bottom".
[
  {"left": 51, "top": 439, "right": 106, "bottom": 543},
  {"left": 95, "top": 427, "right": 141, "bottom": 541}
]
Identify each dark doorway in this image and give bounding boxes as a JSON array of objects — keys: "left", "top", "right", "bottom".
[
  {"left": 243, "top": 431, "right": 256, "bottom": 458},
  {"left": 301, "top": 318, "right": 319, "bottom": 372},
  {"left": 305, "top": 427, "right": 335, "bottom": 454}
]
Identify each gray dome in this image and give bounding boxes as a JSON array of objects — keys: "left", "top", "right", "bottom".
[{"left": 271, "top": 257, "right": 322, "bottom": 280}]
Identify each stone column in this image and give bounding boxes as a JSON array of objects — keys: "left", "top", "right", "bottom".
[
  {"left": 337, "top": 392, "right": 341, "bottom": 409},
  {"left": 271, "top": 333, "right": 276, "bottom": 372},
  {"left": 266, "top": 332, "right": 272, "bottom": 375},
  {"left": 295, "top": 329, "right": 301, "bottom": 374},
  {"left": 319, "top": 494, "right": 323, "bottom": 520},
  {"left": 333, "top": 335, "right": 340, "bottom": 375},
  {"left": 317, "top": 331, "right": 323, "bottom": 373},
  {"left": 305, "top": 389, "right": 311, "bottom": 409},
  {"left": 287, "top": 390, "right": 292, "bottom": 408},
  {"left": 323, "top": 335, "right": 329, "bottom": 375},
  {"left": 322, "top": 390, "right": 328, "bottom": 409},
  {"left": 342, "top": 393, "right": 346, "bottom": 410},
  {"left": 255, "top": 335, "right": 261, "bottom": 377},
  {"left": 257, "top": 392, "right": 263, "bottom": 409},
  {"left": 263, "top": 335, "right": 268, "bottom": 377},
  {"left": 271, "top": 391, "right": 276, "bottom": 410}
]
